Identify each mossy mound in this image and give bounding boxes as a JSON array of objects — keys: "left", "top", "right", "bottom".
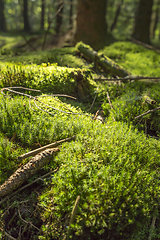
[
  {"left": 101, "top": 81, "right": 160, "bottom": 136},
  {"left": 100, "top": 41, "right": 160, "bottom": 76}
]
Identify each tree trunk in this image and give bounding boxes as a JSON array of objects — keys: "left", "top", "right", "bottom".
[
  {"left": 110, "top": 0, "right": 124, "bottom": 32},
  {"left": 69, "top": 0, "right": 73, "bottom": 29},
  {"left": 74, "top": 0, "right": 112, "bottom": 50},
  {"left": 55, "top": 0, "right": 64, "bottom": 34},
  {"left": 23, "top": 0, "right": 31, "bottom": 32},
  {"left": 0, "top": 0, "right": 6, "bottom": 32},
  {"left": 150, "top": 2, "right": 160, "bottom": 39},
  {"left": 40, "top": 0, "right": 45, "bottom": 30},
  {"left": 132, "top": 0, "right": 154, "bottom": 44}
]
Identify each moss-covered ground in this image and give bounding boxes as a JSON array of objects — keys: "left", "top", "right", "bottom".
[{"left": 0, "top": 35, "right": 160, "bottom": 240}]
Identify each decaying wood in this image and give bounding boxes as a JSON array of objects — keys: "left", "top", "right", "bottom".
[
  {"left": 143, "top": 95, "right": 156, "bottom": 105},
  {"left": 19, "top": 135, "right": 75, "bottom": 160},
  {"left": 76, "top": 42, "right": 130, "bottom": 77},
  {"left": 0, "top": 148, "right": 60, "bottom": 198}
]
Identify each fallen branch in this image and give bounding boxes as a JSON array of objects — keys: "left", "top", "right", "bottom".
[
  {"left": 135, "top": 106, "right": 160, "bottom": 119},
  {"left": 19, "top": 135, "right": 75, "bottom": 160},
  {"left": 18, "top": 208, "right": 40, "bottom": 231},
  {"left": 76, "top": 42, "right": 130, "bottom": 77},
  {"left": 21, "top": 34, "right": 37, "bottom": 52},
  {"left": 131, "top": 37, "right": 160, "bottom": 54},
  {"left": 0, "top": 226, "right": 17, "bottom": 240},
  {"left": 94, "top": 75, "right": 160, "bottom": 82},
  {"left": 0, "top": 148, "right": 60, "bottom": 198},
  {"left": 3, "top": 231, "right": 17, "bottom": 240}
]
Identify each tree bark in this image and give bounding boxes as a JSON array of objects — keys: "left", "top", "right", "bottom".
[
  {"left": 40, "top": 0, "right": 45, "bottom": 30},
  {"left": 69, "top": 0, "right": 73, "bottom": 29},
  {"left": 23, "top": 0, "right": 31, "bottom": 32},
  {"left": 110, "top": 0, "right": 124, "bottom": 32},
  {"left": 132, "top": 0, "right": 154, "bottom": 44},
  {"left": 0, "top": 0, "right": 6, "bottom": 32},
  {"left": 74, "top": 0, "right": 113, "bottom": 50},
  {"left": 150, "top": 4, "right": 160, "bottom": 39},
  {"left": 55, "top": 0, "right": 64, "bottom": 34}
]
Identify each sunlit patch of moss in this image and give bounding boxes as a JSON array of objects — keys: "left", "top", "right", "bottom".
[{"left": 100, "top": 41, "right": 160, "bottom": 76}]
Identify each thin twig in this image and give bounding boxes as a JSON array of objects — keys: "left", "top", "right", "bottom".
[
  {"left": 18, "top": 208, "right": 40, "bottom": 231},
  {"left": 88, "top": 91, "right": 97, "bottom": 112},
  {"left": 1, "top": 87, "right": 91, "bottom": 116},
  {"left": 66, "top": 196, "right": 80, "bottom": 240},
  {"left": 19, "top": 136, "right": 76, "bottom": 160},
  {"left": 0, "top": 227, "right": 17, "bottom": 240},
  {"left": 94, "top": 76, "right": 160, "bottom": 82},
  {"left": 135, "top": 106, "right": 160, "bottom": 119},
  {"left": 107, "top": 91, "right": 114, "bottom": 110},
  {"left": 107, "top": 91, "right": 115, "bottom": 121},
  {"left": 42, "top": 3, "right": 64, "bottom": 50},
  {"left": 148, "top": 209, "right": 157, "bottom": 240},
  {"left": 21, "top": 34, "right": 37, "bottom": 52},
  {"left": 1, "top": 87, "right": 40, "bottom": 99}
]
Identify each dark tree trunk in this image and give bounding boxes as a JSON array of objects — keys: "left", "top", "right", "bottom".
[
  {"left": 0, "top": 0, "right": 6, "bottom": 32},
  {"left": 40, "top": 0, "right": 45, "bottom": 30},
  {"left": 55, "top": 0, "right": 64, "bottom": 34},
  {"left": 74, "top": 0, "right": 112, "bottom": 50},
  {"left": 23, "top": 0, "right": 31, "bottom": 32},
  {"left": 110, "top": 0, "right": 123, "bottom": 32},
  {"left": 69, "top": 0, "right": 73, "bottom": 29},
  {"left": 151, "top": 8, "right": 159, "bottom": 39},
  {"left": 132, "top": 0, "right": 154, "bottom": 44}
]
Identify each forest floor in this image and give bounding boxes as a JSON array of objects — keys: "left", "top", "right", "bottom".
[{"left": 0, "top": 33, "right": 160, "bottom": 240}]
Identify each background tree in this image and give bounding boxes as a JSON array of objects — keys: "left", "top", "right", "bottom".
[
  {"left": 55, "top": 0, "right": 64, "bottom": 34},
  {"left": 69, "top": 0, "right": 73, "bottom": 29},
  {"left": 23, "top": 0, "right": 31, "bottom": 32},
  {"left": 40, "top": 0, "right": 45, "bottom": 30},
  {"left": 132, "top": 0, "right": 154, "bottom": 44},
  {"left": 0, "top": 0, "right": 6, "bottom": 32},
  {"left": 110, "top": 0, "right": 124, "bottom": 32},
  {"left": 74, "top": 0, "right": 113, "bottom": 50},
  {"left": 150, "top": 0, "right": 160, "bottom": 39}
]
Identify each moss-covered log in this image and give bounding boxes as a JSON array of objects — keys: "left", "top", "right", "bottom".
[
  {"left": 76, "top": 42, "right": 131, "bottom": 77},
  {"left": 0, "top": 148, "right": 60, "bottom": 198}
]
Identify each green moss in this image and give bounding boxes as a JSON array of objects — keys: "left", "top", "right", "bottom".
[{"left": 100, "top": 41, "right": 160, "bottom": 76}]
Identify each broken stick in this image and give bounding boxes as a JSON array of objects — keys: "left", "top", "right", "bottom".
[{"left": 19, "top": 135, "right": 75, "bottom": 160}]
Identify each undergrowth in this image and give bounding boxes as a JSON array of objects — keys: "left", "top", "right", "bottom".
[{"left": 1, "top": 39, "right": 160, "bottom": 240}]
